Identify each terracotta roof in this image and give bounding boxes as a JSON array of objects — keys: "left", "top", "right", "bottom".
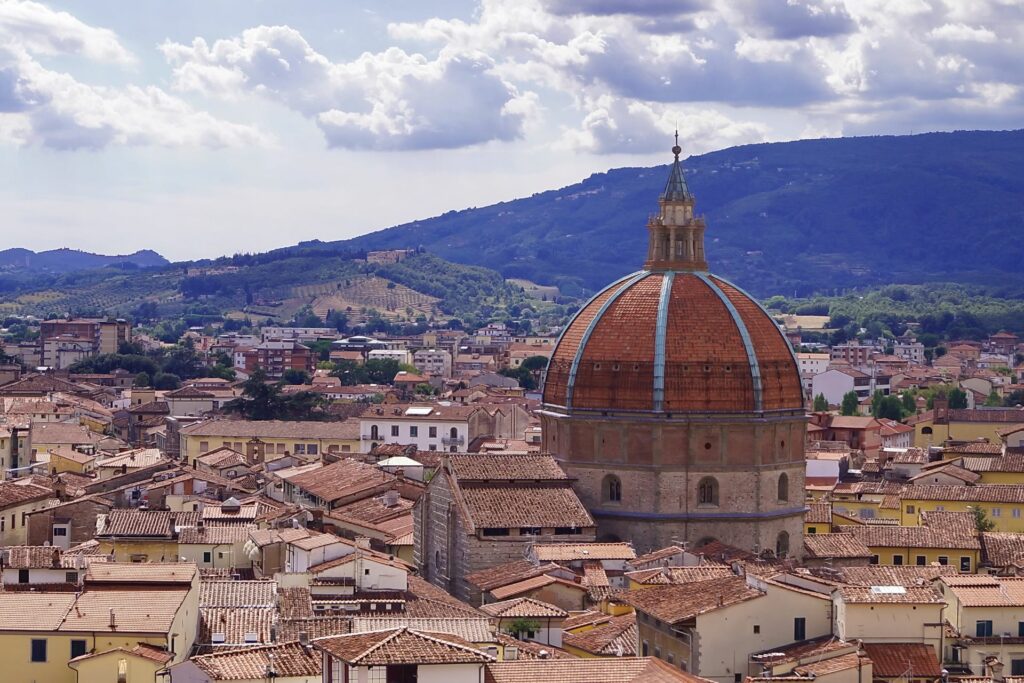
[
  {"left": 29, "top": 421, "right": 99, "bottom": 445},
  {"left": 199, "top": 580, "right": 276, "bottom": 608},
  {"left": 835, "top": 585, "right": 943, "bottom": 604},
  {"left": 532, "top": 542, "right": 635, "bottom": 562},
  {"left": 466, "top": 560, "right": 563, "bottom": 592},
  {"left": 0, "top": 481, "right": 53, "bottom": 509},
  {"left": 794, "top": 652, "right": 865, "bottom": 677},
  {"left": 180, "top": 418, "right": 360, "bottom": 439},
  {"left": 314, "top": 627, "right": 495, "bottom": 665},
  {"left": 631, "top": 545, "right": 685, "bottom": 566},
  {"left": 563, "top": 610, "right": 611, "bottom": 631},
  {"left": 1, "top": 545, "right": 78, "bottom": 568},
  {"left": 199, "top": 605, "right": 275, "bottom": 647},
  {"left": 485, "top": 657, "right": 709, "bottom": 682},
  {"left": 448, "top": 453, "right": 568, "bottom": 481},
  {"left": 625, "top": 566, "right": 733, "bottom": 586},
  {"left": 179, "top": 525, "right": 253, "bottom": 545},
  {"left": 459, "top": 485, "right": 594, "bottom": 529},
  {"left": 941, "top": 575, "right": 1024, "bottom": 606},
  {"left": 98, "top": 510, "right": 199, "bottom": 537},
  {"left": 84, "top": 562, "right": 197, "bottom": 585},
  {"left": 542, "top": 271, "right": 803, "bottom": 413},
  {"left": 0, "top": 592, "right": 76, "bottom": 630},
  {"left": 352, "top": 617, "right": 493, "bottom": 644},
  {"left": 563, "top": 613, "right": 637, "bottom": 656},
  {"left": 188, "top": 641, "right": 321, "bottom": 680},
  {"left": 833, "top": 565, "right": 959, "bottom": 586},
  {"left": 61, "top": 589, "right": 189, "bottom": 633},
  {"left": 480, "top": 597, "right": 567, "bottom": 619},
  {"left": 197, "top": 447, "right": 249, "bottom": 468},
  {"left": 963, "top": 452, "right": 1024, "bottom": 472},
  {"left": 287, "top": 458, "right": 395, "bottom": 504},
  {"left": 47, "top": 446, "right": 97, "bottom": 464},
  {"left": 909, "top": 463, "right": 981, "bottom": 484},
  {"left": 803, "top": 533, "right": 872, "bottom": 559},
  {"left": 618, "top": 576, "right": 763, "bottom": 624},
  {"left": 96, "top": 448, "right": 166, "bottom": 469},
  {"left": 902, "top": 484, "right": 1024, "bottom": 504},
  {"left": 405, "top": 576, "right": 487, "bottom": 619},
  {"left": 485, "top": 574, "right": 582, "bottom": 601},
  {"left": 492, "top": 632, "right": 574, "bottom": 660},
  {"left": 837, "top": 524, "right": 980, "bottom": 550},
  {"left": 920, "top": 510, "right": 977, "bottom": 536},
  {"left": 860, "top": 643, "right": 940, "bottom": 678},
  {"left": 805, "top": 502, "right": 832, "bottom": 524},
  {"left": 981, "top": 532, "right": 1024, "bottom": 568},
  {"left": 945, "top": 442, "right": 1005, "bottom": 455}
]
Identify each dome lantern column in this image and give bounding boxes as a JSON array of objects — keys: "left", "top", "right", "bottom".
[{"left": 645, "top": 133, "right": 708, "bottom": 272}]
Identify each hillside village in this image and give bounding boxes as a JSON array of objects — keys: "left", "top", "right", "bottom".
[{"left": 3, "top": 179, "right": 1024, "bottom": 683}]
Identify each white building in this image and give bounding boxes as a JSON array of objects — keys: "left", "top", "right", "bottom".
[
  {"left": 368, "top": 348, "right": 413, "bottom": 366},
  {"left": 797, "top": 352, "right": 830, "bottom": 398},
  {"left": 260, "top": 326, "right": 337, "bottom": 342},
  {"left": 359, "top": 404, "right": 478, "bottom": 453},
  {"left": 413, "top": 348, "right": 452, "bottom": 378},
  {"left": 812, "top": 366, "right": 891, "bottom": 405}
]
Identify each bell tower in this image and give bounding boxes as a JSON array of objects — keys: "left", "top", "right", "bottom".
[{"left": 644, "top": 133, "right": 707, "bottom": 272}]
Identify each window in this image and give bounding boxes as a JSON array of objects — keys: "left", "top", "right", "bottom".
[
  {"left": 777, "top": 473, "right": 789, "bottom": 502},
  {"left": 794, "top": 617, "right": 806, "bottom": 641},
  {"left": 938, "top": 556, "right": 949, "bottom": 565},
  {"left": 554, "top": 527, "right": 583, "bottom": 535},
  {"left": 410, "top": 426, "right": 418, "bottom": 438},
  {"left": 993, "top": 508, "right": 1002, "bottom": 517},
  {"left": 870, "top": 555, "right": 879, "bottom": 565},
  {"left": 31, "top": 639, "right": 46, "bottom": 662},
  {"left": 429, "top": 426, "right": 437, "bottom": 438},
  {"left": 307, "top": 444, "right": 318, "bottom": 455},
  {"left": 753, "top": 625, "right": 761, "bottom": 634},
  {"left": 603, "top": 474, "right": 622, "bottom": 503},
  {"left": 1015, "top": 508, "right": 1022, "bottom": 519},
  {"left": 429, "top": 445, "right": 437, "bottom": 451},
  {"left": 520, "top": 527, "right": 542, "bottom": 536},
  {"left": 391, "top": 425, "right": 400, "bottom": 437},
  {"left": 71, "top": 640, "right": 87, "bottom": 659},
  {"left": 960, "top": 556, "right": 972, "bottom": 572},
  {"left": 667, "top": 654, "right": 674, "bottom": 665},
  {"left": 893, "top": 555, "right": 904, "bottom": 566},
  {"left": 807, "top": 527, "right": 817, "bottom": 534},
  {"left": 294, "top": 444, "right": 306, "bottom": 455},
  {"left": 776, "top": 531, "right": 790, "bottom": 558},
  {"left": 18, "top": 569, "right": 29, "bottom": 583},
  {"left": 1013, "top": 660, "right": 1024, "bottom": 677},
  {"left": 203, "top": 551, "right": 212, "bottom": 564},
  {"left": 906, "top": 505, "right": 915, "bottom": 514},
  {"left": 922, "top": 426, "right": 933, "bottom": 435},
  {"left": 481, "top": 528, "right": 510, "bottom": 536},
  {"left": 370, "top": 425, "right": 379, "bottom": 440},
  {"left": 1019, "top": 621, "right": 1024, "bottom": 637},
  {"left": 655, "top": 646, "right": 661, "bottom": 659},
  {"left": 199, "top": 441, "right": 209, "bottom": 453},
  {"left": 698, "top": 477, "right": 719, "bottom": 506},
  {"left": 65, "top": 572, "right": 77, "bottom": 583},
  {"left": 916, "top": 556, "right": 927, "bottom": 566},
  {"left": 450, "top": 427, "right": 459, "bottom": 439},
  {"left": 642, "top": 641, "right": 649, "bottom": 656},
  {"left": 977, "top": 620, "right": 994, "bottom": 637}
]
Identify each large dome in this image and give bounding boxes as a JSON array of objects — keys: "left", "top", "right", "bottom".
[{"left": 543, "top": 271, "right": 802, "bottom": 413}]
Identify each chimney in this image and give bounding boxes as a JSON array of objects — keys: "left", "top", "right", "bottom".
[
  {"left": 383, "top": 489, "right": 400, "bottom": 508},
  {"left": 51, "top": 547, "right": 61, "bottom": 569},
  {"left": 109, "top": 608, "right": 117, "bottom": 629},
  {"left": 197, "top": 518, "right": 205, "bottom": 534},
  {"left": 355, "top": 536, "right": 371, "bottom": 550},
  {"left": 298, "top": 631, "right": 310, "bottom": 651}
]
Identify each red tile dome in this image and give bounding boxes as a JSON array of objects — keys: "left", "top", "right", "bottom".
[{"left": 542, "top": 271, "right": 802, "bottom": 413}]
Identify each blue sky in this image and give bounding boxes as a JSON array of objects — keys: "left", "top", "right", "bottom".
[{"left": 1, "top": 0, "right": 1022, "bottom": 261}]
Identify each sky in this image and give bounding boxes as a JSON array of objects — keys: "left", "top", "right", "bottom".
[{"left": 1, "top": 0, "right": 1022, "bottom": 261}]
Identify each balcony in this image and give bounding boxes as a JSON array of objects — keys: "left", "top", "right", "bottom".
[{"left": 442, "top": 435, "right": 465, "bottom": 447}]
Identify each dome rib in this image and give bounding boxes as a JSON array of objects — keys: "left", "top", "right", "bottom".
[
  {"left": 651, "top": 271, "right": 675, "bottom": 412},
  {"left": 565, "top": 271, "right": 650, "bottom": 410},
  {"left": 694, "top": 273, "right": 763, "bottom": 412}
]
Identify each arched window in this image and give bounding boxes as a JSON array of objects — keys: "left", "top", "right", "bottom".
[
  {"left": 921, "top": 426, "right": 933, "bottom": 435},
  {"left": 370, "top": 425, "right": 379, "bottom": 440},
  {"left": 777, "top": 473, "right": 789, "bottom": 502},
  {"left": 697, "top": 477, "right": 719, "bottom": 506},
  {"left": 450, "top": 427, "right": 458, "bottom": 439},
  {"left": 603, "top": 474, "right": 622, "bottom": 503},
  {"left": 776, "top": 531, "right": 790, "bottom": 558}
]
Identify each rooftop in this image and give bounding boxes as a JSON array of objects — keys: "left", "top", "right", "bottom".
[
  {"left": 314, "top": 627, "right": 495, "bottom": 665},
  {"left": 860, "top": 643, "right": 941, "bottom": 678},
  {"left": 485, "top": 657, "right": 709, "bottom": 682},
  {"left": 480, "top": 597, "right": 568, "bottom": 619},
  {"left": 186, "top": 641, "right": 320, "bottom": 681},
  {"left": 618, "top": 576, "right": 763, "bottom": 625},
  {"left": 531, "top": 542, "right": 635, "bottom": 562},
  {"left": 448, "top": 453, "right": 568, "bottom": 481}
]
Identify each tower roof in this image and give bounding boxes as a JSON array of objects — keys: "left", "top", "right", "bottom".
[{"left": 660, "top": 132, "right": 692, "bottom": 202}]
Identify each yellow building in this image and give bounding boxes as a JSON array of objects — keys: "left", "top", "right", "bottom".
[
  {"left": 47, "top": 446, "right": 98, "bottom": 474},
  {"left": 69, "top": 644, "right": 172, "bottom": 683},
  {"left": 899, "top": 484, "right": 1024, "bottom": 532},
  {"left": 179, "top": 419, "right": 361, "bottom": 461},
  {"left": 563, "top": 614, "right": 638, "bottom": 658},
  {"left": 912, "top": 405, "right": 1024, "bottom": 448},
  {"left": 832, "top": 585, "right": 945, "bottom": 656},
  {"left": 178, "top": 525, "right": 253, "bottom": 570},
  {"left": 837, "top": 524, "right": 981, "bottom": 572},
  {"left": 0, "top": 480, "right": 58, "bottom": 545},
  {"left": 95, "top": 509, "right": 192, "bottom": 563}
]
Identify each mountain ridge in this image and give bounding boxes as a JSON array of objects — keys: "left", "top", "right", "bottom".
[{"left": 0, "top": 247, "right": 168, "bottom": 273}]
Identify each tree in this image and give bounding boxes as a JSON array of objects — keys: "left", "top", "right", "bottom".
[
  {"left": 499, "top": 366, "right": 537, "bottom": 390},
  {"left": 133, "top": 372, "right": 150, "bottom": 388},
  {"left": 223, "top": 368, "right": 286, "bottom": 420},
  {"left": 813, "top": 393, "right": 829, "bottom": 411},
  {"left": 503, "top": 618, "right": 541, "bottom": 639},
  {"left": 282, "top": 369, "right": 310, "bottom": 385},
  {"left": 972, "top": 505, "right": 997, "bottom": 532},
  {"left": 985, "top": 391, "right": 1003, "bottom": 407},
  {"left": 901, "top": 391, "right": 917, "bottom": 415},
  {"left": 152, "top": 372, "right": 181, "bottom": 390},
  {"left": 840, "top": 391, "right": 859, "bottom": 416},
  {"left": 876, "top": 395, "right": 905, "bottom": 421},
  {"left": 520, "top": 355, "right": 550, "bottom": 372},
  {"left": 949, "top": 388, "right": 968, "bottom": 410},
  {"left": 870, "top": 390, "right": 885, "bottom": 417}
]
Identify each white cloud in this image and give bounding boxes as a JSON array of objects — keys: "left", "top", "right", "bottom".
[
  {"left": 928, "top": 23, "right": 998, "bottom": 43},
  {"left": 0, "top": 2, "right": 266, "bottom": 150},
  {"left": 0, "top": 0, "right": 133, "bottom": 63},
  {"left": 162, "top": 26, "right": 537, "bottom": 150}
]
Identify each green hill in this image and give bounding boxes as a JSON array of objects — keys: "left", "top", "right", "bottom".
[{"left": 335, "top": 129, "right": 1024, "bottom": 297}]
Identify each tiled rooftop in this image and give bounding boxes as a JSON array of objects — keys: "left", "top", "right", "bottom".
[
  {"left": 480, "top": 597, "right": 568, "bottom": 619},
  {"left": 188, "top": 641, "right": 321, "bottom": 680},
  {"left": 448, "top": 453, "right": 568, "bottom": 481},
  {"left": 314, "top": 627, "right": 495, "bottom": 665},
  {"left": 618, "top": 576, "right": 763, "bottom": 624},
  {"left": 485, "top": 657, "right": 708, "bottom": 682},
  {"left": 563, "top": 613, "right": 638, "bottom": 656},
  {"left": 459, "top": 485, "right": 594, "bottom": 529},
  {"left": 861, "top": 643, "right": 941, "bottom": 678},
  {"left": 803, "top": 533, "right": 872, "bottom": 559},
  {"left": 531, "top": 542, "right": 635, "bottom": 562}
]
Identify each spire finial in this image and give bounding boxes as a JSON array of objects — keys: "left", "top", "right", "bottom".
[{"left": 672, "top": 130, "right": 681, "bottom": 159}]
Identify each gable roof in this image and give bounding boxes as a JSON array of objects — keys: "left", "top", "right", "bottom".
[
  {"left": 860, "top": 643, "right": 941, "bottom": 678},
  {"left": 485, "top": 657, "right": 709, "bottom": 683},
  {"left": 186, "top": 641, "right": 320, "bottom": 680},
  {"left": 314, "top": 627, "right": 495, "bottom": 665},
  {"left": 563, "top": 613, "right": 638, "bottom": 656},
  {"left": 617, "top": 576, "right": 763, "bottom": 625},
  {"left": 479, "top": 597, "right": 568, "bottom": 619},
  {"left": 803, "top": 533, "right": 872, "bottom": 559},
  {"left": 448, "top": 453, "right": 568, "bottom": 481}
]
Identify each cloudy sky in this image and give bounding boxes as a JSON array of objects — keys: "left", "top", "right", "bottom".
[{"left": 1, "top": 0, "right": 1021, "bottom": 261}]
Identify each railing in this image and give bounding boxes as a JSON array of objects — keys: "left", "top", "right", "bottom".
[{"left": 442, "top": 436, "right": 465, "bottom": 446}]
